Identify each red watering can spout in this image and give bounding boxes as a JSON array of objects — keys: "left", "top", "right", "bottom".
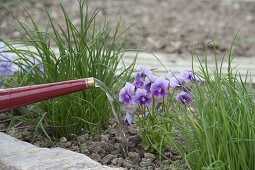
[{"left": 0, "top": 77, "right": 95, "bottom": 112}]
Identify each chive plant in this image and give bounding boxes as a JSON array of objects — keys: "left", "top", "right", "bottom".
[
  {"left": 3, "top": 0, "right": 135, "bottom": 138},
  {"left": 170, "top": 41, "right": 255, "bottom": 169}
]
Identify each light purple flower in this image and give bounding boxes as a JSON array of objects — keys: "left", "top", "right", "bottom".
[
  {"left": 0, "top": 44, "right": 16, "bottom": 76},
  {"left": 22, "top": 58, "right": 44, "bottom": 75},
  {"left": 144, "top": 111, "right": 149, "bottom": 117},
  {"left": 0, "top": 62, "right": 15, "bottom": 76},
  {"left": 137, "top": 65, "right": 152, "bottom": 77},
  {"left": 179, "top": 70, "right": 194, "bottom": 82},
  {"left": 176, "top": 91, "right": 192, "bottom": 105},
  {"left": 119, "top": 82, "right": 135, "bottom": 107},
  {"left": 144, "top": 75, "right": 156, "bottom": 93},
  {"left": 134, "top": 73, "right": 144, "bottom": 88},
  {"left": 169, "top": 74, "right": 185, "bottom": 88},
  {"left": 150, "top": 77, "right": 168, "bottom": 97},
  {"left": 124, "top": 112, "right": 133, "bottom": 126},
  {"left": 133, "top": 66, "right": 152, "bottom": 88},
  {"left": 135, "top": 88, "right": 151, "bottom": 106}
]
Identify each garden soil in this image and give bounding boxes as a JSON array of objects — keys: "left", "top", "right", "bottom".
[
  {"left": 0, "top": 116, "right": 183, "bottom": 169},
  {"left": 1, "top": 0, "right": 255, "bottom": 57}
]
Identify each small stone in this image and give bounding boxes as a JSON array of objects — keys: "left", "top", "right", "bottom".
[
  {"left": 140, "top": 158, "right": 153, "bottom": 167},
  {"left": 64, "top": 141, "right": 72, "bottom": 147},
  {"left": 144, "top": 152, "right": 155, "bottom": 160},
  {"left": 0, "top": 113, "right": 7, "bottom": 120},
  {"left": 129, "top": 135, "right": 141, "bottom": 148},
  {"left": 128, "top": 152, "right": 140, "bottom": 162},
  {"left": 91, "top": 153, "right": 102, "bottom": 162},
  {"left": 111, "top": 158, "right": 124, "bottom": 167},
  {"left": 128, "top": 127, "right": 138, "bottom": 135},
  {"left": 102, "top": 154, "right": 116, "bottom": 164},
  {"left": 147, "top": 166, "right": 154, "bottom": 170},
  {"left": 100, "top": 134, "right": 109, "bottom": 142},
  {"left": 7, "top": 128, "right": 16, "bottom": 137},
  {"left": 87, "top": 142, "right": 105, "bottom": 153},
  {"left": 80, "top": 148, "right": 89, "bottom": 155},
  {"left": 123, "top": 159, "right": 133, "bottom": 168},
  {"left": 71, "top": 145, "right": 79, "bottom": 152},
  {"left": 78, "top": 134, "right": 90, "bottom": 142},
  {"left": 59, "top": 137, "right": 67, "bottom": 142},
  {"left": 115, "top": 136, "right": 123, "bottom": 142}
]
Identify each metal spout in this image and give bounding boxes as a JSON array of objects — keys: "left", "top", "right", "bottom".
[{"left": 0, "top": 77, "right": 95, "bottom": 112}]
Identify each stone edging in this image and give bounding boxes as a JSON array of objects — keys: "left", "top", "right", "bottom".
[{"left": 0, "top": 132, "right": 123, "bottom": 170}]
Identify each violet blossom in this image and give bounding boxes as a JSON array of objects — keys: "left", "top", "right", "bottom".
[
  {"left": 124, "top": 112, "right": 133, "bottom": 126},
  {"left": 144, "top": 111, "right": 150, "bottom": 117},
  {"left": 169, "top": 74, "right": 185, "bottom": 88},
  {"left": 119, "top": 82, "right": 135, "bottom": 107},
  {"left": 144, "top": 75, "right": 156, "bottom": 93},
  {"left": 176, "top": 91, "right": 192, "bottom": 105},
  {"left": 179, "top": 70, "right": 194, "bottom": 82},
  {"left": 137, "top": 65, "right": 152, "bottom": 77},
  {"left": 135, "top": 88, "right": 151, "bottom": 106},
  {"left": 133, "top": 66, "right": 152, "bottom": 88},
  {"left": 0, "top": 42, "right": 16, "bottom": 76},
  {"left": 150, "top": 77, "right": 168, "bottom": 98}
]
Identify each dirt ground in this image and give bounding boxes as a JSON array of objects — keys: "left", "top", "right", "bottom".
[{"left": 1, "top": 0, "right": 255, "bottom": 57}]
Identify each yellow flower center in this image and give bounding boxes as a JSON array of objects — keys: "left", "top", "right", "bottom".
[
  {"left": 182, "top": 98, "right": 187, "bottom": 103},
  {"left": 158, "top": 88, "right": 162, "bottom": 93},
  {"left": 141, "top": 97, "right": 146, "bottom": 102}
]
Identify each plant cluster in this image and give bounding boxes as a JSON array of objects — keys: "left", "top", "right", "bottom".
[
  {"left": 119, "top": 65, "right": 198, "bottom": 151},
  {"left": 1, "top": 0, "right": 135, "bottom": 139},
  {"left": 169, "top": 45, "right": 255, "bottom": 169}
]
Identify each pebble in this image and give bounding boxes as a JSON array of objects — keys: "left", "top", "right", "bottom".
[
  {"left": 64, "top": 141, "right": 72, "bottom": 147},
  {"left": 91, "top": 153, "right": 102, "bottom": 162},
  {"left": 59, "top": 137, "right": 67, "bottom": 142},
  {"left": 128, "top": 152, "right": 140, "bottom": 162},
  {"left": 111, "top": 158, "right": 124, "bottom": 167},
  {"left": 100, "top": 134, "right": 109, "bottom": 142},
  {"left": 0, "top": 113, "right": 7, "bottom": 120},
  {"left": 123, "top": 159, "right": 133, "bottom": 168},
  {"left": 144, "top": 152, "right": 155, "bottom": 160},
  {"left": 78, "top": 134, "right": 90, "bottom": 142},
  {"left": 102, "top": 154, "right": 116, "bottom": 164},
  {"left": 140, "top": 158, "right": 153, "bottom": 167}
]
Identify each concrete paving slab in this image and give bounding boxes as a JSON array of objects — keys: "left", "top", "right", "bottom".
[{"left": 0, "top": 132, "right": 123, "bottom": 170}]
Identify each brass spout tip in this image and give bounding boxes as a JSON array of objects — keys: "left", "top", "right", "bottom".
[{"left": 85, "top": 77, "right": 95, "bottom": 89}]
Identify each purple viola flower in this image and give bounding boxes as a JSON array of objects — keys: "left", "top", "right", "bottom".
[
  {"left": 144, "top": 111, "right": 150, "bottom": 117},
  {"left": 135, "top": 88, "right": 151, "bottom": 106},
  {"left": 0, "top": 45, "right": 16, "bottom": 76},
  {"left": 179, "top": 70, "right": 194, "bottom": 82},
  {"left": 119, "top": 82, "right": 135, "bottom": 107},
  {"left": 22, "top": 58, "right": 44, "bottom": 75},
  {"left": 0, "top": 62, "right": 15, "bottom": 76},
  {"left": 176, "top": 91, "right": 192, "bottom": 105},
  {"left": 169, "top": 74, "right": 185, "bottom": 88},
  {"left": 134, "top": 73, "right": 144, "bottom": 88},
  {"left": 133, "top": 66, "right": 152, "bottom": 88},
  {"left": 124, "top": 112, "right": 133, "bottom": 126},
  {"left": 150, "top": 77, "right": 168, "bottom": 97},
  {"left": 137, "top": 65, "right": 152, "bottom": 77},
  {"left": 144, "top": 75, "right": 156, "bottom": 93}
]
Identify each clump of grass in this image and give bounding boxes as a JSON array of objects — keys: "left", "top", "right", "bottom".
[
  {"left": 3, "top": 0, "right": 135, "bottom": 138},
  {"left": 170, "top": 40, "right": 255, "bottom": 169}
]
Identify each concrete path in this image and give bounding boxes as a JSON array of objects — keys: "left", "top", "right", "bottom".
[
  {"left": 0, "top": 132, "right": 122, "bottom": 170},
  {"left": 123, "top": 52, "right": 255, "bottom": 83}
]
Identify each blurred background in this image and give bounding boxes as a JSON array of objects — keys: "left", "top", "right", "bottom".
[{"left": 1, "top": 0, "right": 255, "bottom": 57}]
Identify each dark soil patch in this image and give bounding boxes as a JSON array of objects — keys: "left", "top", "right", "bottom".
[{"left": 0, "top": 113, "right": 183, "bottom": 170}]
